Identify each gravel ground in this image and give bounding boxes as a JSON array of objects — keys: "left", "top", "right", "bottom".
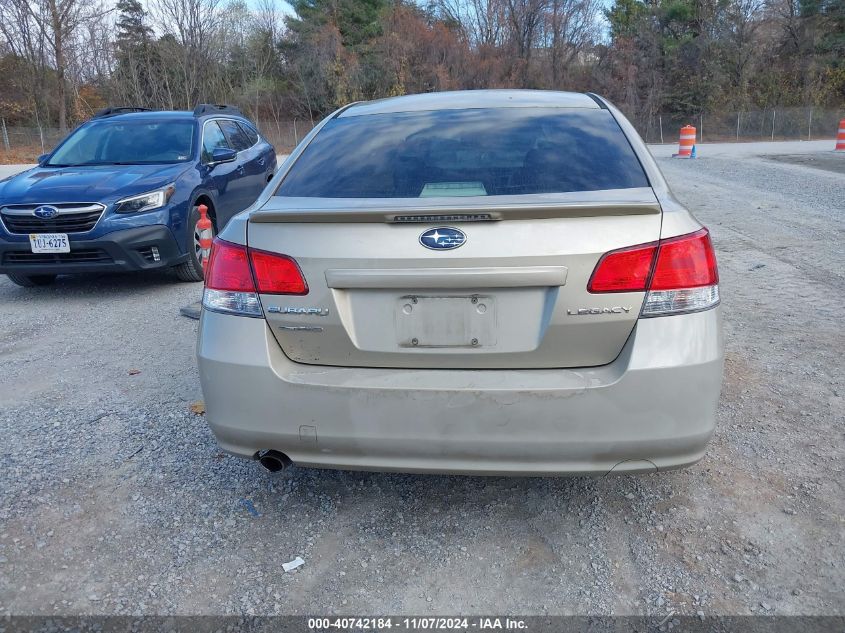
[
  {"left": 647, "top": 139, "right": 835, "bottom": 158},
  {"left": 1, "top": 144, "right": 843, "bottom": 617}
]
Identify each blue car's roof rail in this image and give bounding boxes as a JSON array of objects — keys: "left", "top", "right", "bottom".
[
  {"left": 193, "top": 104, "right": 246, "bottom": 118},
  {"left": 90, "top": 104, "right": 250, "bottom": 121},
  {"left": 93, "top": 106, "right": 152, "bottom": 118}
]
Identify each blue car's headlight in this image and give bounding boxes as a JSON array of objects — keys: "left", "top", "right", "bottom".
[{"left": 114, "top": 184, "right": 175, "bottom": 214}]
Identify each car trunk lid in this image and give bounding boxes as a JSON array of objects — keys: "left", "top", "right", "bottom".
[{"left": 247, "top": 188, "right": 661, "bottom": 369}]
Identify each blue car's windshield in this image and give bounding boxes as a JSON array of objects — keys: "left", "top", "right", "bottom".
[{"left": 47, "top": 119, "right": 195, "bottom": 166}]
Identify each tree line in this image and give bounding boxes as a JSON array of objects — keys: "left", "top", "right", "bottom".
[{"left": 0, "top": 0, "right": 842, "bottom": 133}]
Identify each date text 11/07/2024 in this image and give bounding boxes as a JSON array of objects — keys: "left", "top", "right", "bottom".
[{"left": 308, "top": 617, "right": 528, "bottom": 630}]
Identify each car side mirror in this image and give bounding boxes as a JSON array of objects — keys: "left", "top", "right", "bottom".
[
  {"left": 37, "top": 153, "right": 49, "bottom": 166},
  {"left": 210, "top": 148, "right": 237, "bottom": 166}
]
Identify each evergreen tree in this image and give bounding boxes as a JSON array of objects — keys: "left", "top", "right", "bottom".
[
  {"left": 286, "top": 0, "right": 390, "bottom": 48},
  {"left": 115, "top": 0, "right": 154, "bottom": 49},
  {"left": 113, "top": 0, "right": 158, "bottom": 107}
]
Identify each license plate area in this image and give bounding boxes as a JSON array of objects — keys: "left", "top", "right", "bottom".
[
  {"left": 29, "top": 233, "right": 70, "bottom": 253},
  {"left": 396, "top": 295, "right": 496, "bottom": 348}
]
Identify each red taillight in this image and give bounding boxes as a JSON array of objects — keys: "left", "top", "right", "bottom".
[
  {"left": 205, "top": 238, "right": 254, "bottom": 291},
  {"left": 249, "top": 249, "right": 308, "bottom": 295},
  {"left": 649, "top": 228, "right": 718, "bottom": 290},
  {"left": 204, "top": 238, "right": 308, "bottom": 295},
  {"left": 589, "top": 228, "right": 718, "bottom": 293},
  {"left": 588, "top": 243, "right": 657, "bottom": 293}
]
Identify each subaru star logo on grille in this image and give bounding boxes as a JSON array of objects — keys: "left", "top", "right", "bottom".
[
  {"left": 419, "top": 227, "right": 466, "bottom": 250},
  {"left": 33, "top": 205, "right": 60, "bottom": 219}
]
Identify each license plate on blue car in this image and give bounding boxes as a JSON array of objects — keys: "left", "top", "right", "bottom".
[{"left": 29, "top": 233, "right": 70, "bottom": 253}]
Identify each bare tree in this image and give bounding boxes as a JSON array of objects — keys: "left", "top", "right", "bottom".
[
  {"left": 543, "top": 0, "right": 601, "bottom": 88},
  {"left": 11, "top": 0, "right": 110, "bottom": 131},
  {"left": 150, "top": 0, "right": 223, "bottom": 108},
  {"left": 0, "top": 0, "right": 51, "bottom": 122},
  {"left": 438, "top": 0, "right": 507, "bottom": 47}
]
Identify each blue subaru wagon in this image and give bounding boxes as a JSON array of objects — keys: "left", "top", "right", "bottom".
[{"left": 0, "top": 105, "right": 276, "bottom": 286}]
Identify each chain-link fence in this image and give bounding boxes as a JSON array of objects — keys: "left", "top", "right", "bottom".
[
  {"left": 255, "top": 119, "right": 316, "bottom": 153},
  {"left": 0, "top": 121, "right": 65, "bottom": 158},
  {"left": 1, "top": 108, "right": 842, "bottom": 163},
  {"left": 627, "top": 107, "right": 844, "bottom": 145}
]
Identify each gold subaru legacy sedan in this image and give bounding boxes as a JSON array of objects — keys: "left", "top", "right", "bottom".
[{"left": 196, "top": 90, "right": 723, "bottom": 476}]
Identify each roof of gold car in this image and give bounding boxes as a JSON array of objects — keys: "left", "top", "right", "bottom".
[{"left": 339, "top": 89, "right": 602, "bottom": 117}]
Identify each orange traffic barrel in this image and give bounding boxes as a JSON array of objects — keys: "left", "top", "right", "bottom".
[
  {"left": 197, "top": 204, "right": 213, "bottom": 275},
  {"left": 674, "top": 125, "right": 696, "bottom": 158},
  {"left": 836, "top": 118, "right": 845, "bottom": 152}
]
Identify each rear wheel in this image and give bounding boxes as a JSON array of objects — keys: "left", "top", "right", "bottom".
[
  {"left": 174, "top": 204, "right": 215, "bottom": 282},
  {"left": 6, "top": 273, "right": 57, "bottom": 287}
]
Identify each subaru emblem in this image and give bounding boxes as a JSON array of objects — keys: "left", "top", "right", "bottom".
[
  {"left": 33, "top": 205, "right": 60, "bottom": 219},
  {"left": 419, "top": 227, "right": 466, "bottom": 250}
]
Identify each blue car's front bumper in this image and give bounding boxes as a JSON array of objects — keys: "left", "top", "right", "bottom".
[
  {"left": 0, "top": 224, "right": 186, "bottom": 275},
  {"left": 0, "top": 201, "right": 190, "bottom": 275}
]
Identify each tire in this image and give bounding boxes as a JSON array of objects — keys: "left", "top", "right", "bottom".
[
  {"left": 174, "top": 204, "right": 215, "bottom": 282},
  {"left": 6, "top": 273, "right": 57, "bottom": 287}
]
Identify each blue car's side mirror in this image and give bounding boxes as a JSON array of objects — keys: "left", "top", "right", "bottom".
[
  {"left": 37, "top": 153, "right": 49, "bottom": 166},
  {"left": 210, "top": 148, "right": 237, "bottom": 165}
]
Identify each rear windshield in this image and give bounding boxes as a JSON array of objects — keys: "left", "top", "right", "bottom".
[
  {"left": 277, "top": 108, "right": 649, "bottom": 198},
  {"left": 47, "top": 119, "right": 195, "bottom": 166}
]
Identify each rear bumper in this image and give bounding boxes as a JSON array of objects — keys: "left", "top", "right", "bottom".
[
  {"left": 197, "top": 307, "right": 723, "bottom": 475},
  {"left": 0, "top": 225, "right": 186, "bottom": 275}
]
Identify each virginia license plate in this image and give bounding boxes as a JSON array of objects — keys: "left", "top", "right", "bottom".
[{"left": 29, "top": 233, "right": 70, "bottom": 253}]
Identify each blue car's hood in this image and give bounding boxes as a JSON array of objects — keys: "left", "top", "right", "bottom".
[{"left": 0, "top": 163, "right": 192, "bottom": 205}]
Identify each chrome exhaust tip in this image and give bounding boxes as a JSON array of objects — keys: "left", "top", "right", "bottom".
[{"left": 256, "top": 450, "right": 291, "bottom": 473}]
